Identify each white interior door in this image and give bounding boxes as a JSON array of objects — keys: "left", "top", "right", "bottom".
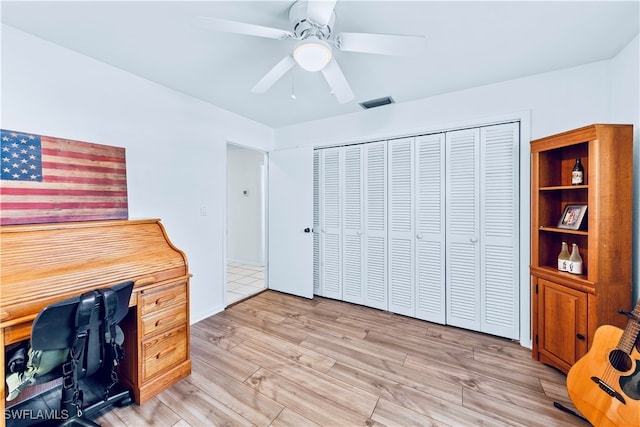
[
  {"left": 363, "top": 141, "right": 387, "bottom": 310},
  {"left": 480, "top": 123, "right": 520, "bottom": 339},
  {"left": 268, "top": 147, "right": 313, "bottom": 298},
  {"left": 342, "top": 145, "right": 364, "bottom": 304},
  {"left": 313, "top": 151, "right": 321, "bottom": 295},
  {"left": 446, "top": 128, "right": 481, "bottom": 330},
  {"left": 415, "top": 133, "right": 446, "bottom": 323},
  {"left": 319, "top": 148, "right": 342, "bottom": 299},
  {"left": 388, "top": 137, "right": 415, "bottom": 317}
]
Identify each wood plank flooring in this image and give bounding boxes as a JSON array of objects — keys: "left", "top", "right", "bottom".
[{"left": 97, "top": 291, "right": 587, "bottom": 426}]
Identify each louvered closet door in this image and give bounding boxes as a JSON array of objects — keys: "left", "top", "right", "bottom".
[
  {"left": 388, "top": 137, "right": 415, "bottom": 316},
  {"left": 319, "top": 148, "right": 342, "bottom": 299},
  {"left": 363, "top": 141, "right": 387, "bottom": 310},
  {"left": 414, "top": 133, "right": 446, "bottom": 323},
  {"left": 480, "top": 123, "right": 519, "bottom": 339},
  {"left": 446, "top": 128, "right": 481, "bottom": 330},
  {"left": 313, "top": 150, "right": 321, "bottom": 295},
  {"left": 342, "top": 145, "right": 364, "bottom": 304}
]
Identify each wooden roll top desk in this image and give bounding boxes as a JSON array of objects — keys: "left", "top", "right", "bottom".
[{"left": 0, "top": 219, "right": 192, "bottom": 424}]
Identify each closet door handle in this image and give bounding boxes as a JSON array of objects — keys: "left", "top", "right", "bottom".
[
  {"left": 470, "top": 237, "right": 478, "bottom": 243},
  {"left": 356, "top": 230, "right": 363, "bottom": 236},
  {"left": 416, "top": 233, "right": 423, "bottom": 240}
]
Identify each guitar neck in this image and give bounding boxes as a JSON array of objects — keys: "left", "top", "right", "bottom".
[{"left": 619, "top": 299, "right": 640, "bottom": 354}]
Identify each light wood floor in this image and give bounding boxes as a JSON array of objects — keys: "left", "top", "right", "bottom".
[{"left": 97, "top": 291, "right": 587, "bottom": 426}]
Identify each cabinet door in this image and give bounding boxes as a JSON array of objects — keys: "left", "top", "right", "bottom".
[
  {"left": 363, "top": 141, "right": 387, "bottom": 310},
  {"left": 414, "top": 133, "right": 445, "bottom": 323},
  {"left": 537, "top": 278, "right": 588, "bottom": 370},
  {"left": 319, "top": 148, "right": 342, "bottom": 299},
  {"left": 388, "top": 137, "right": 415, "bottom": 316},
  {"left": 480, "top": 123, "right": 519, "bottom": 339},
  {"left": 446, "top": 128, "right": 481, "bottom": 330},
  {"left": 342, "top": 145, "right": 364, "bottom": 304}
]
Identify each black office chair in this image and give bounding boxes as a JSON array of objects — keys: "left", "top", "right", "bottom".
[{"left": 6, "top": 281, "right": 134, "bottom": 427}]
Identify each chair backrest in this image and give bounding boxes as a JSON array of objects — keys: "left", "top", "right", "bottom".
[{"left": 30, "top": 280, "right": 133, "bottom": 378}]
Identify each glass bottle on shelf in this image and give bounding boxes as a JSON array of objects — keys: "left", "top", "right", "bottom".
[
  {"left": 568, "top": 243, "right": 583, "bottom": 275},
  {"left": 572, "top": 158, "right": 584, "bottom": 185},
  {"left": 557, "top": 241, "right": 570, "bottom": 272}
]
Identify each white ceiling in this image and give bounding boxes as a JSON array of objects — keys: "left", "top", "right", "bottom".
[{"left": 2, "top": 1, "right": 638, "bottom": 128}]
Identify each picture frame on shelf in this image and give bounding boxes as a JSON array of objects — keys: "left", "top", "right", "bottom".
[{"left": 558, "top": 204, "right": 588, "bottom": 230}]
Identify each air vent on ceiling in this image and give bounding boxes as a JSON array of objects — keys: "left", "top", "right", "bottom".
[{"left": 359, "top": 96, "right": 395, "bottom": 110}]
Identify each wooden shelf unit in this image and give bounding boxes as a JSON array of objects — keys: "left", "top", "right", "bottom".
[{"left": 530, "top": 124, "right": 633, "bottom": 373}]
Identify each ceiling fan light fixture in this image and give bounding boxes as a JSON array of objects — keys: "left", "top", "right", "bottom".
[{"left": 293, "top": 38, "right": 332, "bottom": 72}]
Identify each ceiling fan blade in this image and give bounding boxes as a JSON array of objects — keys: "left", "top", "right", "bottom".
[
  {"left": 321, "top": 59, "right": 354, "bottom": 104},
  {"left": 251, "top": 55, "right": 297, "bottom": 93},
  {"left": 195, "top": 16, "right": 294, "bottom": 40},
  {"left": 336, "top": 32, "right": 426, "bottom": 56},
  {"left": 306, "top": 0, "right": 337, "bottom": 27}
]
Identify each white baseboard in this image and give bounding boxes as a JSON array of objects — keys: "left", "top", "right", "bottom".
[{"left": 190, "top": 304, "right": 225, "bottom": 325}]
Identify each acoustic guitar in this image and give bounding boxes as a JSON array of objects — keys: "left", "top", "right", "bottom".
[{"left": 567, "top": 299, "right": 640, "bottom": 427}]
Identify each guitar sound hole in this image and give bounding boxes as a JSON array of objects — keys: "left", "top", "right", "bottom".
[{"left": 609, "top": 349, "right": 633, "bottom": 372}]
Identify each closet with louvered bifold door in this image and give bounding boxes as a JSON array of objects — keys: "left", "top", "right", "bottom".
[
  {"left": 387, "top": 133, "right": 447, "bottom": 322},
  {"left": 313, "top": 122, "right": 519, "bottom": 340},
  {"left": 445, "top": 124, "right": 520, "bottom": 339},
  {"left": 316, "top": 147, "right": 342, "bottom": 300}
]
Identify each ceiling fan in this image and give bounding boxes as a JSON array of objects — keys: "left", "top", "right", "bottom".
[{"left": 196, "top": 0, "right": 426, "bottom": 104}]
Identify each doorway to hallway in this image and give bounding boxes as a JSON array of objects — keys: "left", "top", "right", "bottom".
[{"left": 226, "top": 144, "right": 266, "bottom": 305}]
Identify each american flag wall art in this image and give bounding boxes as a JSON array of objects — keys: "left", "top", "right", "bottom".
[{"left": 0, "top": 129, "right": 128, "bottom": 225}]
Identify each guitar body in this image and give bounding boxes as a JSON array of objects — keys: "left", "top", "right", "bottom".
[{"left": 567, "top": 325, "right": 640, "bottom": 427}]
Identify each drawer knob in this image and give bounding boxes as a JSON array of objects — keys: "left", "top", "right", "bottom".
[{"left": 576, "top": 333, "right": 585, "bottom": 340}]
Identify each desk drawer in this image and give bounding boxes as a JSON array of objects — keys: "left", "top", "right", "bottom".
[
  {"left": 142, "top": 324, "right": 188, "bottom": 381},
  {"left": 141, "top": 303, "right": 187, "bottom": 336},
  {"left": 140, "top": 281, "right": 187, "bottom": 315}
]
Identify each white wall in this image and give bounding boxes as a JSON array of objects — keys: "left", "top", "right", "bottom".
[
  {"left": 227, "top": 146, "right": 265, "bottom": 265},
  {"left": 610, "top": 35, "right": 640, "bottom": 304},
  {"left": 275, "top": 60, "right": 612, "bottom": 147},
  {"left": 1, "top": 24, "right": 274, "bottom": 324},
  {"left": 275, "top": 35, "right": 640, "bottom": 345}
]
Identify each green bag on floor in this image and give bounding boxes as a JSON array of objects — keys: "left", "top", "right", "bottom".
[{"left": 5, "top": 347, "right": 69, "bottom": 401}]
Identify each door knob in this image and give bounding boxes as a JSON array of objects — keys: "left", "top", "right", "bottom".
[{"left": 304, "top": 227, "right": 311, "bottom": 233}]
